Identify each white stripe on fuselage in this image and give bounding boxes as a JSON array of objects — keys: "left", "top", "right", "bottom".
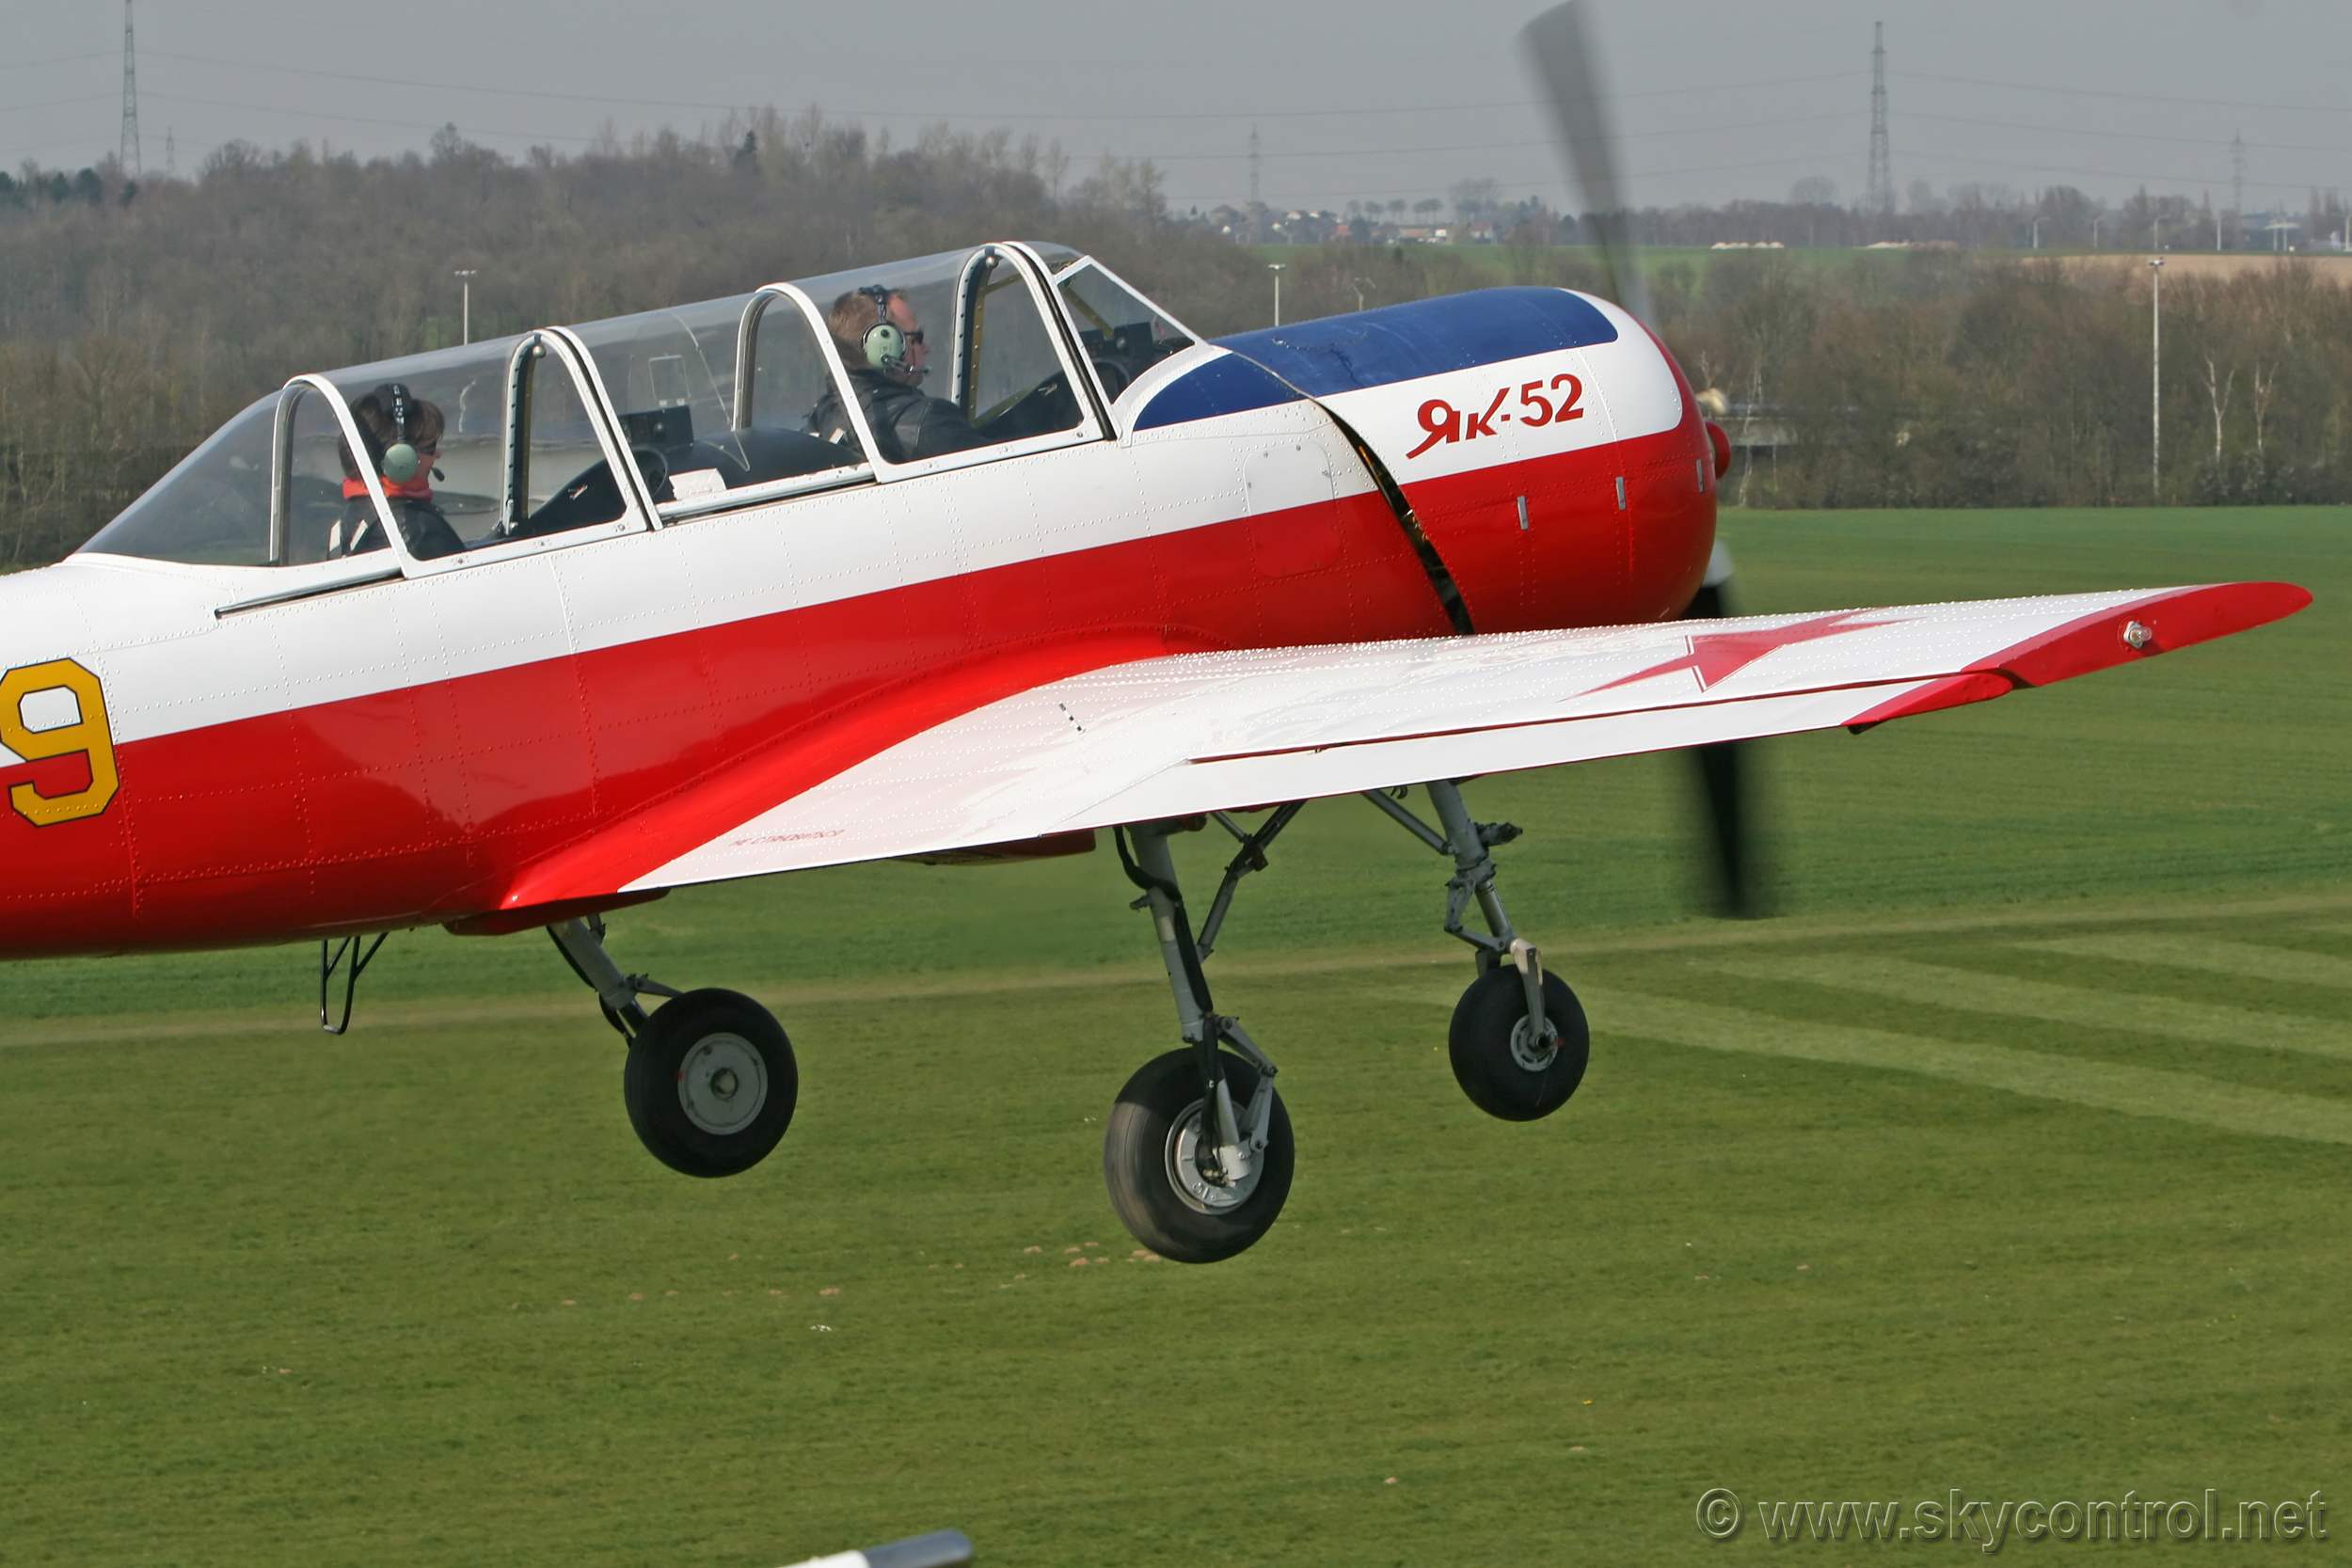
[
  {"left": 9, "top": 394, "right": 1366, "bottom": 747},
  {"left": 8, "top": 299, "right": 1682, "bottom": 752}
]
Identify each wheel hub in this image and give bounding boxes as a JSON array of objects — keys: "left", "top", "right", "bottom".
[
  {"left": 1166, "top": 1098, "right": 1260, "bottom": 1213},
  {"left": 1509, "top": 1013, "right": 1560, "bottom": 1072},
  {"left": 676, "top": 1032, "right": 767, "bottom": 1134}
]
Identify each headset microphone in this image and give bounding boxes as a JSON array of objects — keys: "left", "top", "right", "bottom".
[
  {"left": 378, "top": 382, "right": 422, "bottom": 484},
  {"left": 858, "top": 286, "right": 909, "bottom": 374}
]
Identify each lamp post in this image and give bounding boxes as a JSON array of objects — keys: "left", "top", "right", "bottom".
[
  {"left": 454, "top": 268, "right": 477, "bottom": 345},
  {"left": 2148, "top": 256, "right": 2165, "bottom": 502},
  {"left": 1268, "top": 263, "right": 1284, "bottom": 327}
]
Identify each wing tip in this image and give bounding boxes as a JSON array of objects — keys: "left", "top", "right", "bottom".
[{"left": 1981, "top": 581, "right": 2310, "bottom": 689}]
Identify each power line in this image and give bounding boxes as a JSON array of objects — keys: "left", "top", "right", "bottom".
[
  {"left": 1096, "top": 113, "right": 1857, "bottom": 165},
  {"left": 1899, "top": 107, "right": 2352, "bottom": 158},
  {"left": 0, "top": 49, "right": 119, "bottom": 73},
  {"left": 1900, "top": 69, "right": 2352, "bottom": 118},
  {"left": 1898, "top": 145, "right": 2328, "bottom": 197},
  {"left": 134, "top": 46, "right": 1857, "bottom": 124},
  {"left": 142, "top": 90, "right": 594, "bottom": 146},
  {"left": 0, "top": 93, "right": 121, "bottom": 119}
]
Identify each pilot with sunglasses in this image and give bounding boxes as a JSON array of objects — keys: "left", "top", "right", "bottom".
[{"left": 809, "top": 287, "right": 993, "bottom": 464}]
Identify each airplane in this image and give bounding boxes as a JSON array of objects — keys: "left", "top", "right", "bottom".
[{"left": 0, "top": 6, "right": 2306, "bottom": 1266}]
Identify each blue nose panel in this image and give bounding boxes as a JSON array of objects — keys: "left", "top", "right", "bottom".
[
  {"left": 1215, "top": 287, "right": 1620, "bottom": 398},
  {"left": 1133, "top": 351, "right": 1303, "bottom": 432}
]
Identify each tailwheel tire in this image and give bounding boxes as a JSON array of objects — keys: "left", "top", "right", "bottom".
[
  {"left": 1449, "top": 964, "right": 1590, "bottom": 1122},
  {"left": 1104, "top": 1049, "right": 1294, "bottom": 1264},
  {"left": 623, "top": 989, "right": 799, "bottom": 1178}
]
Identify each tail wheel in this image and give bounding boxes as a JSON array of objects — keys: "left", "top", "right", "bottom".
[
  {"left": 1104, "top": 1049, "right": 1294, "bottom": 1264},
  {"left": 1449, "top": 965, "right": 1589, "bottom": 1121},
  {"left": 623, "top": 989, "right": 799, "bottom": 1177}
]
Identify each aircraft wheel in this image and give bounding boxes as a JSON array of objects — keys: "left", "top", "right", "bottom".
[
  {"left": 1104, "top": 1049, "right": 1294, "bottom": 1264},
  {"left": 1449, "top": 965, "right": 1589, "bottom": 1122},
  {"left": 623, "top": 989, "right": 799, "bottom": 1178}
]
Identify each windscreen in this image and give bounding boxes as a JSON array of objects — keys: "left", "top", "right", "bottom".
[
  {"left": 1056, "top": 261, "right": 1195, "bottom": 404},
  {"left": 79, "top": 395, "right": 278, "bottom": 564}
]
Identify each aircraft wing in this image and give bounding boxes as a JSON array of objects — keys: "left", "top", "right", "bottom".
[{"left": 496, "top": 582, "right": 2304, "bottom": 908}]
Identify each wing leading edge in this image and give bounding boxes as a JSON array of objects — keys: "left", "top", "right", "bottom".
[{"left": 497, "top": 582, "right": 2305, "bottom": 909}]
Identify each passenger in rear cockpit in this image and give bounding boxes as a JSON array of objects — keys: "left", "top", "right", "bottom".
[
  {"left": 807, "top": 287, "right": 992, "bottom": 464},
  {"left": 332, "top": 383, "right": 466, "bottom": 561}
]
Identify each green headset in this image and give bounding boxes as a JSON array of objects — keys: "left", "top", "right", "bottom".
[
  {"left": 858, "top": 285, "right": 909, "bottom": 373},
  {"left": 375, "top": 382, "right": 423, "bottom": 484}
]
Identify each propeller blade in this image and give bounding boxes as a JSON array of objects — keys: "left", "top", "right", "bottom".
[
  {"left": 1682, "top": 575, "right": 1766, "bottom": 919},
  {"left": 1529, "top": 3, "right": 1758, "bottom": 915},
  {"left": 1521, "top": 0, "right": 1652, "bottom": 327}
]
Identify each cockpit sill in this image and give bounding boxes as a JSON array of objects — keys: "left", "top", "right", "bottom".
[{"left": 74, "top": 243, "right": 1200, "bottom": 599}]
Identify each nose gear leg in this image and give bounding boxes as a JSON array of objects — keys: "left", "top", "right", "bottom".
[
  {"left": 548, "top": 914, "right": 681, "bottom": 1040},
  {"left": 1364, "top": 781, "right": 1589, "bottom": 1120}
]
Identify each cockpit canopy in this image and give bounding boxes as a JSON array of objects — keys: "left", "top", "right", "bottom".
[{"left": 81, "top": 242, "right": 1193, "bottom": 568}]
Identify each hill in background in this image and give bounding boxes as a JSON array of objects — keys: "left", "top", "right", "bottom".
[{"left": 4, "top": 119, "right": 2349, "bottom": 566}]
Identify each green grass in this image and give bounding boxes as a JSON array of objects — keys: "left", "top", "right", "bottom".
[{"left": 3, "top": 508, "right": 2348, "bottom": 1564}]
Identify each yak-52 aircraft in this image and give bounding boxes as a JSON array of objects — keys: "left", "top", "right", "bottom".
[{"left": 0, "top": 7, "right": 2307, "bottom": 1263}]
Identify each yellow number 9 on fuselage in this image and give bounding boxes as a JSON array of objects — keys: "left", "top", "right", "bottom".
[{"left": 1, "top": 659, "right": 119, "bottom": 827}]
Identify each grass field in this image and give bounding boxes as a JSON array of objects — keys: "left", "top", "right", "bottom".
[{"left": 3, "top": 507, "right": 2347, "bottom": 1564}]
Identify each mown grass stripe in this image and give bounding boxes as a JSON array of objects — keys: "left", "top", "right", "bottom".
[
  {"left": 2022, "top": 933, "right": 2352, "bottom": 990},
  {"left": 1579, "top": 988, "right": 2352, "bottom": 1146},
  {"left": 1703, "top": 954, "right": 2352, "bottom": 1061},
  {"left": 1351, "top": 981, "right": 2352, "bottom": 1146}
]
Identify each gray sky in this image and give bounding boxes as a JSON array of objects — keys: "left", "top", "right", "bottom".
[{"left": 3, "top": 0, "right": 2346, "bottom": 217}]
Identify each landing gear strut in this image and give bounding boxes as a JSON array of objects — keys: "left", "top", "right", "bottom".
[
  {"left": 549, "top": 916, "right": 799, "bottom": 1178},
  {"left": 1364, "top": 782, "right": 1589, "bottom": 1120},
  {"left": 1103, "top": 817, "right": 1295, "bottom": 1262}
]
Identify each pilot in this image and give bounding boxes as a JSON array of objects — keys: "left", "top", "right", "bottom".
[
  {"left": 333, "top": 383, "right": 466, "bottom": 561},
  {"left": 807, "top": 288, "right": 993, "bottom": 464}
]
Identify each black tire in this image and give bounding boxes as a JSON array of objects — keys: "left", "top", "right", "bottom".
[
  {"left": 623, "top": 989, "right": 798, "bottom": 1178},
  {"left": 1448, "top": 965, "right": 1590, "bottom": 1122},
  {"left": 1104, "top": 1049, "right": 1294, "bottom": 1264}
]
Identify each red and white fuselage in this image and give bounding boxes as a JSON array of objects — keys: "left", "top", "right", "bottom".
[{"left": 0, "top": 261, "right": 2296, "bottom": 960}]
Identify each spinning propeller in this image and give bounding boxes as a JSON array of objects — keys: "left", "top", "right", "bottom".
[{"left": 1521, "top": 0, "right": 1764, "bottom": 917}]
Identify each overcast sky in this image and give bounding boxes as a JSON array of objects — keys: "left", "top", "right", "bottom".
[{"left": 3, "top": 0, "right": 2346, "bottom": 217}]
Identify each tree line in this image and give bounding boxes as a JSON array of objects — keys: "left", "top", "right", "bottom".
[{"left": 2, "top": 122, "right": 2346, "bottom": 567}]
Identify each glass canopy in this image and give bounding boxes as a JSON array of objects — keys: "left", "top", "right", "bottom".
[{"left": 80, "top": 241, "right": 1194, "bottom": 567}]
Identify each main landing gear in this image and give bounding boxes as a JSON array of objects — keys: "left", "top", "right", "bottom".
[
  {"left": 1104, "top": 816, "right": 1297, "bottom": 1263},
  {"left": 549, "top": 915, "right": 800, "bottom": 1178},
  {"left": 1100, "top": 784, "right": 1587, "bottom": 1263}
]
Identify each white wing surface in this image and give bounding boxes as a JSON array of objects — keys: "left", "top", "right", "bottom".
[{"left": 495, "top": 582, "right": 2305, "bottom": 908}]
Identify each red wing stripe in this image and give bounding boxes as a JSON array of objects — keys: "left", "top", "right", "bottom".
[
  {"left": 1842, "top": 671, "right": 2016, "bottom": 733},
  {"left": 497, "top": 633, "right": 1196, "bottom": 910},
  {"left": 1974, "top": 581, "right": 2311, "bottom": 687}
]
